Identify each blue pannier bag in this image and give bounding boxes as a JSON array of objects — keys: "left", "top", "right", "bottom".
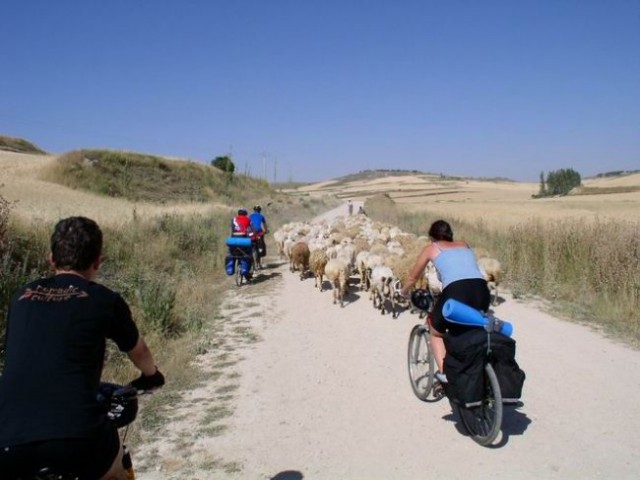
[
  {"left": 225, "top": 255, "right": 235, "bottom": 276},
  {"left": 240, "top": 257, "right": 252, "bottom": 276}
]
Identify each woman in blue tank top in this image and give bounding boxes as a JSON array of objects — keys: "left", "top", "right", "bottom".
[{"left": 402, "top": 220, "right": 490, "bottom": 382}]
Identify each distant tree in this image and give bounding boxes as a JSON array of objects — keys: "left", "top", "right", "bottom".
[
  {"left": 545, "top": 168, "right": 581, "bottom": 196},
  {"left": 538, "top": 171, "right": 547, "bottom": 196},
  {"left": 211, "top": 155, "right": 235, "bottom": 174}
]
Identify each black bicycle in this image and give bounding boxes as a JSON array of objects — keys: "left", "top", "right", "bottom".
[
  {"left": 23, "top": 383, "right": 140, "bottom": 480},
  {"left": 250, "top": 231, "right": 266, "bottom": 271},
  {"left": 407, "top": 289, "right": 512, "bottom": 446}
]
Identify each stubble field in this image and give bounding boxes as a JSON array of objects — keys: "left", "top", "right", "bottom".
[{"left": 294, "top": 172, "right": 640, "bottom": 228}]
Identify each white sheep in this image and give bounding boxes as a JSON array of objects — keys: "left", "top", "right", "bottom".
[
  {"left": 355, "top": 250, "right": 370, "bottom": 291},
  {"left": 272, "top": 229, "right": 286, "bottom": 259},
  {"left": 425, "top": 261, "right": 442, "bottom": 299},
  {"left": 369, "top": 265, "right": 401, "bottom": 318},
  {"left": 363, "top": 253, "right": 384, "bottom": 292},
  {"left": 309, "top": 248, "right": 329, "bottom": 291},
  {"left": 477, "top": 256, "right": 503, "bottom": 305},
  {"left": 324, "top": 258, "right": 350, "bottom": 307}
]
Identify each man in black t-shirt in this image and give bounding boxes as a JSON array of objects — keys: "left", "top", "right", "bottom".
[{"left": 0, "top": 216, "right": 165, "bottom": 480}]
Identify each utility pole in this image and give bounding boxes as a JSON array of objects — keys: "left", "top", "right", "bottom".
[
  {"left": 262, "top": 152, "right": 267, "bottom": 180},
  {"left": 273, "top": 157, "right": 277, "bottom": 183}
]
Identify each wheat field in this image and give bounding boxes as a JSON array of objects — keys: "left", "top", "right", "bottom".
[{"left": 295, "top": 172, "right": 640, "bottom": 228}]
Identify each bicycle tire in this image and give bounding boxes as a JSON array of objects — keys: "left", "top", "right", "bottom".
[
  {"left": 235, "top": 259, "right": 243, "bottom": 286},
  {"left": 407, "top": 324, "right": 435, "bottom": 401},
  {"left": 457, "top": 362, "right": 503, "bottom": 446},
  {"left": 252, "top": 246, "right": 262, "bottom": 271}
]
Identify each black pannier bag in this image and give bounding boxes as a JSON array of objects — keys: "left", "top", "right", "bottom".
[
  {"left": 443, "top": 329, "right": 525, "bottom": 406},
  {"left": 488, "top": 332, "right": 526, "bottom": 402},
  {"left": 443, "top": 329, "right": 487, "bottom": 406}
]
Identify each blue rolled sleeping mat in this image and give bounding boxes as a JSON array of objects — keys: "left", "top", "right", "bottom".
[
  {"left": 226, "top": 236, "right": 252, "bottom": 247},
  {"left": 443, "top": 298, "right": 513, "bottom": 337}
]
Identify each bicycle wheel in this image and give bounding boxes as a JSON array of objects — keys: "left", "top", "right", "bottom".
[
  {"left": 252, "top": 247, "right": 261, "bottom": 271},
  {"left": 235, "top": 259, "right": 243, "bottom": 286},
  {"left": 457, "top": 362, "right": 503, "bottom": 446},
  {"left": 407, "top": 324, "right": 435, "bottom": 401}
]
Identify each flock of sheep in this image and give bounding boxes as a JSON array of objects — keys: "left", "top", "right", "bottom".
[{"left": 272, "top": 212, "right": 503, "bottom": 318}]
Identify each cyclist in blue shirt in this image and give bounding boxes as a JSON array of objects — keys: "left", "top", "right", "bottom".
[
  {"left": 249, "top": 205, "right": 268, "bottom": 258},
  {"left": 249, "top": 205, "right": 268, "bottom": 234}
]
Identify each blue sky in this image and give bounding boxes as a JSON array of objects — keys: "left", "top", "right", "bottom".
[{"left": 1, "top": 1, "right": 638, "bottom": 183}]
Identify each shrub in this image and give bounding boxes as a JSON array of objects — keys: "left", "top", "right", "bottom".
[{"left": 211, "top": 155, "right": 235, "bottom": 174}]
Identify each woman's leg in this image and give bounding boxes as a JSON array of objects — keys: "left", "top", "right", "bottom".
[{"left": 427, "top": 316, "right": 447, "bottom": 373}]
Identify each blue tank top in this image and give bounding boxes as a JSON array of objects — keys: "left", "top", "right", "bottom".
[{"left": 432, "top": 244, "right": 484, "bottom": 289}]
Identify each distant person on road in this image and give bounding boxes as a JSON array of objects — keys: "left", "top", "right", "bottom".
[
  {"left": 0, "top": 216, "right": 165, "bottom": 480},
  {"left": 348, "top": 199, "right": 353, "bottom": 216},
  {"left": 358, "top": 206, "right": 366, "bottom": 216},
  {"left": 401, "top": 219, "right": 489, "bottom": 383}
]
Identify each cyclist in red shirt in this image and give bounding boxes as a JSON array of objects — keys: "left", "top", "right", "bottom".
[
  {"left": 228, "top": 208, "right": 254, "bottom": 280},
  {"left": 231, "top": 208, "right": 252, "bottom": 236}
]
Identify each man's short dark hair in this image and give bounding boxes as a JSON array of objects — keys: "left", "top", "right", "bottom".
[{"left": 50, "top": 216, "right": 103, "bottom": 271}]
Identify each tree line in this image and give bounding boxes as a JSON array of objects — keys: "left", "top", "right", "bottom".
[{"left": 536, "top": 168, "right": 582, "bottom": 197}]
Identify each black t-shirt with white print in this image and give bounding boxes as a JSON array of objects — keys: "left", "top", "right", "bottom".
[{"left": 0, "top": 274, "right": 139, "bottom": 446}]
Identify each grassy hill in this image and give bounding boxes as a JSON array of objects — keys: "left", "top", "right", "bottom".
[
  {"left": 0, "top": 135, "right": 46, "bottom": 154},
  {"left": 42, "top": 149, "right": 282, "bottom": 205}
]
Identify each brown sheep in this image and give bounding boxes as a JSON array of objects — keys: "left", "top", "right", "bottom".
[{"left": 289, "top": 241, "right": 310, "bottom": 280}]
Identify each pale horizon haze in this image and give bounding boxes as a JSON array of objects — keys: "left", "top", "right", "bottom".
[{"left": 1, "top": 1, "right": 638, "bottom": 183}]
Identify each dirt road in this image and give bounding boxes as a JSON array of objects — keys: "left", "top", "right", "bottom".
[{"left": 137, "top": 203, "right": 640, "bottom": 480}]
